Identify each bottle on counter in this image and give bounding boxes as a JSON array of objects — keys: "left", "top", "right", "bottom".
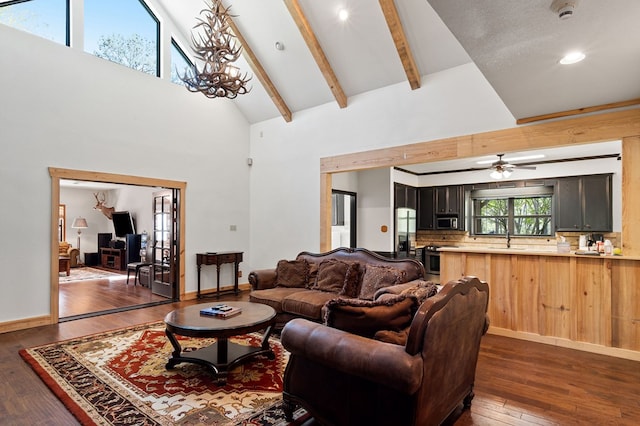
[{"left": 604, "top": 240, "right": 613, "bottom": 256}]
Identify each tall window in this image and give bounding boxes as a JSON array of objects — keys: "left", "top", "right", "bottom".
[
  {"left": 170, "top": 39, "right": 192, "bottom": 85},
  {"left": 471, "top": 188, "right": 553, "bottom": 236},
  {"left": 84, "top": 0, "right": 159, "bottom": 76},
  {"left": 0, "top": 0, "right": 68, "bottom": 45}
]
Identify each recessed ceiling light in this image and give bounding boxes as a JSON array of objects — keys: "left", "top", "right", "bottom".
[
  {"left": 338, "top": 8, "right": 349, "bottom": 21},
  {"left": 560, "top": 51, "right": 585, "bottom": 65}
]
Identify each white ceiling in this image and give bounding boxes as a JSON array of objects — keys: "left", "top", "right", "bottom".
[{"left": 156, "top": 0, "right": 640, "bottom": 124}]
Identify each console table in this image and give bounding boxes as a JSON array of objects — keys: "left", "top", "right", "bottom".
[{"left": 196, "top": 252, "right": 243, "bottom": 298}]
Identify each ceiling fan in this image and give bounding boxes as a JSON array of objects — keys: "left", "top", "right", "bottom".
[{"left": 489, "top": 154, "right": 537, "bottom": 179}]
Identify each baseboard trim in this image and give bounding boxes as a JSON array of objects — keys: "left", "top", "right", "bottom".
[
  {"left": 183, "top": 283, "right": 251, "bottom": 300},
  {"left": 488, "top": 327, "right": 640, "bottom": 362},
  {"left": 0, "top": 315, "right": 53, "bottom": 334}
]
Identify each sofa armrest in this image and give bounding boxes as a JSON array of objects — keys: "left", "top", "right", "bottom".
[
  {"left": 248, "top": 268, "right": 277, "bottom": 290},
  {"left": 281, "top": 318, "right": 422, "bottom": 395},
  {"left": 68, "top": 248, "right": 80, "bottom": 267}
]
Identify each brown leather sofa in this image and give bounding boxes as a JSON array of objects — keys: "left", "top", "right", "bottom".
[
  {"left": 248, "top": 247, "right": 426, "bottom": 331},
  {"left": 280, "top": 276, "right": 490, "bottom": 426}
]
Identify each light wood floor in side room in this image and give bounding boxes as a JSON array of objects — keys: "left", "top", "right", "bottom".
[
  {"left": 59, "top": 274, "right": 169, "bottom": 318},
  {"left": 2, "top": 291, "right": 639, "bottom": 425}
]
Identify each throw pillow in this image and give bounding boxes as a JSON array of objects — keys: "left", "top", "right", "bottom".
[
  {"left": 400, "top": 281, "right": 438, "bottom": 304},
  {"left": 313, "top": 259, "right": 358, "bottom": 294},
  {"left": 323, "top": 295, "right": 416, "bottom": 338},
  {"left": 306, "top": 261, "right": 319, "bottom": 288},
  {"left": 275, "top": 259, "right": 309, "bottom": 288},
  {"left": 358, "top": 265, "right": 403, "bottom": 300},
  {"left": 338, "top": 262, "right": 361, "bottom": 298}
]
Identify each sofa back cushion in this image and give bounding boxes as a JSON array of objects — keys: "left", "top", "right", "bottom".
[
  {"left": 276, "top": 259, "right": 309, "bottom": 288},
  {"left": 312, "top": 259, "right": 360, "bottom": 295}
]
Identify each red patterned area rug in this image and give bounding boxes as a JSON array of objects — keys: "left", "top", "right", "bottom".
[{"left": 20, "top": 322, "right": 309, "bottom": 425}]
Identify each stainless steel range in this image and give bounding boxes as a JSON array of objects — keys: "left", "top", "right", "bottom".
[{"left": 422, "top": 245, "right": 441, "bottom": 276}]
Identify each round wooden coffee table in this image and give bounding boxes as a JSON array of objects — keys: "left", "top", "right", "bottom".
[{"left": 164, "top": 301, "right": 276, "bottom": 384}]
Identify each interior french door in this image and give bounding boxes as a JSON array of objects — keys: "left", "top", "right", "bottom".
[{"left": 152, "top": 189, "right": 179, "bottom": 299}]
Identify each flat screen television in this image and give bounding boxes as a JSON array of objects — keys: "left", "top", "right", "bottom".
[{"left": 111, "top": 211, "right": 136, "bottom": 238}]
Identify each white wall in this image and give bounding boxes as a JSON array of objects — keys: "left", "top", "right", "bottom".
[
  {"left": 355, "top": 168, "right": 393, "bottom": 252},
  {"left": 248, "top": 63, "right": 516, "bottom": 267},
  {"left": 0, "top": 24, "right": 251, "bottom": 323}
]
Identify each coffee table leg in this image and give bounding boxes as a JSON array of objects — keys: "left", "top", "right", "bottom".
[
  {"left": 261, "top": 325, "right": 275, "bottom": 360},
  {"left": 165, "top": 328, "right": 182, "bottom": 369}
]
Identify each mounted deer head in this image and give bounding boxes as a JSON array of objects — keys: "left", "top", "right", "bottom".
[{"left": 93, "top": 192, "right": 115, "bottom": 220}]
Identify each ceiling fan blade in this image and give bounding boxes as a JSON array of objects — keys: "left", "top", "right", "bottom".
[{"left": 516, "top": 165, "right": 537, "bottom": 170}]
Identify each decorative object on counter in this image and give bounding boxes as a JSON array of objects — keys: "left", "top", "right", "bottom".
[{"left": 556, "top": 236, "right": 570, "bottom": 253}]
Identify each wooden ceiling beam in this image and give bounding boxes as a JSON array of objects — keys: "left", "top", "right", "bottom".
[
  {"left": 516, "top": 98, "right": 640, "bottom": 125},
  {"left": 227, "top": 16, "right": 293, "bottom": 122},
  {"left": 284, "top": 0, "right": 348, "bottom": 108},
  {"left": 379, "top": 0, "right": 421, "bottom": 90}
]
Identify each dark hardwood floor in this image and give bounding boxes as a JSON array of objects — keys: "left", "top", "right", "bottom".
[
  {"left": 59, "top": 272, "right": 168, "bottom": 318},
  {"left": 1, "top": 291, "right": 639, "bottom": 425}
]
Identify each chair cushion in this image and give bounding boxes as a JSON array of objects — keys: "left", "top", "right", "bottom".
[
  {"left": 358, "top": 265, "right": 403, "bottom": 300},
  {"left": 323, "top": 295, "right": 416, "bottom": 338},
  {"left": 275, "top": 259, "right": 309, "bottom": 288}
]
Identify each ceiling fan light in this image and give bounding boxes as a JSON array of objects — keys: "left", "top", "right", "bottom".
[
  {"left": 502, "top": 169, "right": 512, "bottom": 178},
  {"left": 490, "top": 170, "right": 504, "bottom": 179}
]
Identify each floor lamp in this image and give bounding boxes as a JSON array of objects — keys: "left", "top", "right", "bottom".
[{"left": 71, "top": 217, "right": 88, "bottom": 264}]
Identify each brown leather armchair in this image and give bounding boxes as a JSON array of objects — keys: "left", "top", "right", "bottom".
[
  {"left": 280, "top": 276, "right": 490, "bottom": 426},
  {"left": 59, "top": 242, "right": 80, "bottom": 268}
]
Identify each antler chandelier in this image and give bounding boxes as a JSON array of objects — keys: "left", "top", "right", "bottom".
[{"left": 181, "top": 0, "right": 251, "bottom": 99}]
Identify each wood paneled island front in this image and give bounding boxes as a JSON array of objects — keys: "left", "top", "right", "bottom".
[{"left": 440, "top": 247, "right": 640, "bottom": 361}]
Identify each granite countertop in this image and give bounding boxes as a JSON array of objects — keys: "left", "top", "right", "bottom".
[{"left": 437, "top": 246, "right": 639, "bottom": 260}]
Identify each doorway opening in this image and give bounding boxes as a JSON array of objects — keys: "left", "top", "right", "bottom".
[
  {"left": 50, "top": 168, "right": 186, "bottom": 323},
  {"left": 331, "top": 190, "right": 357, "bottom": 249}
]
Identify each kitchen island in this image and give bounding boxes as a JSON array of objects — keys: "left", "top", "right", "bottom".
[{"left": 439, "top": 247, "right": 640, "bottom": 361}]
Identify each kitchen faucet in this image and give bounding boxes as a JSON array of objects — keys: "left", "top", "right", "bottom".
[{"left": 506, "top": 230, "right": 511, "bottom": 249}]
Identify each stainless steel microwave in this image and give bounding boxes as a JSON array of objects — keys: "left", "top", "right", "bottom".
[{"left": 436, "top": 216, "right": 458, "bottom": 230}]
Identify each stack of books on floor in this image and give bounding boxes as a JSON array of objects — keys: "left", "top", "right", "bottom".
[{"left": 200, "top": 304, "right": 242, "bottom": 318}]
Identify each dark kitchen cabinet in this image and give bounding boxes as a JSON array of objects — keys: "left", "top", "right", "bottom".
[
  {"left": 395, "top": 183, "right": 417, "bottom": 210},
  {"left": 418, "top": 187, "right": 435, "bottom": 230},
  {"left": 555, "top": 174, "right": 612, "bottom": 232},
  {"left": 435, "top": 185, "right": 462, "bottom": 214}
]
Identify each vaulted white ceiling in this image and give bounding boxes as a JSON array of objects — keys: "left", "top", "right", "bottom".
[{"left": 156, "top": 0, "right": 640, "bottom": 125}]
